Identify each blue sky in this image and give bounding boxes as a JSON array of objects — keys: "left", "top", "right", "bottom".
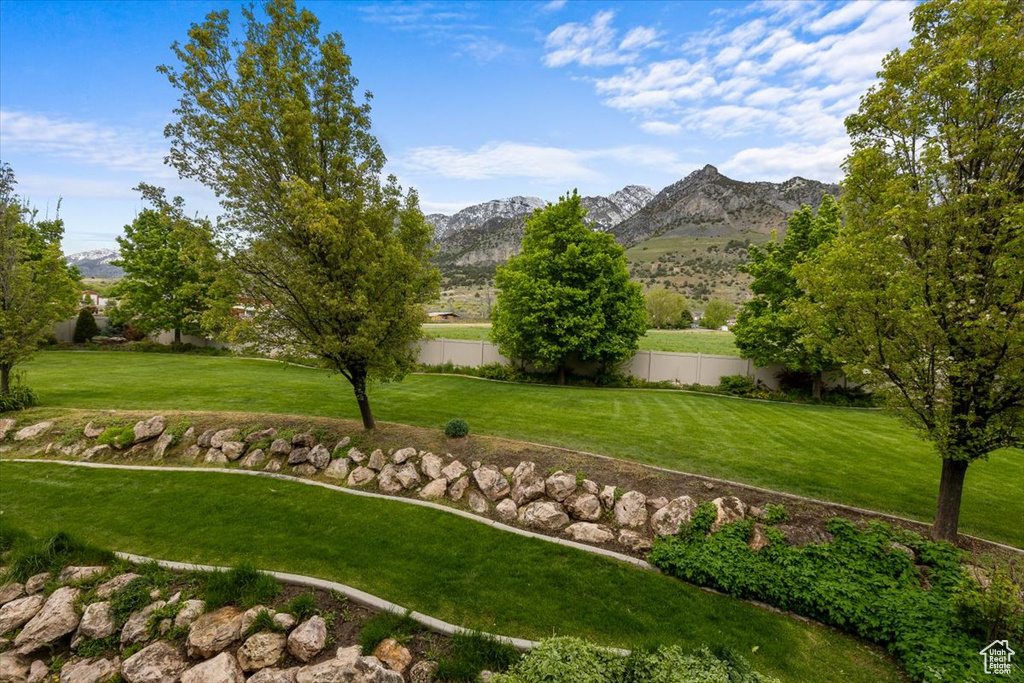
[{"left": 0, "top": 0, "right": 915, "bottom": 253}]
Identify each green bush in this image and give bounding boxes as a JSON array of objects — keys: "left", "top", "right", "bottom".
[
  {"left": 284, "top": 593, "right": 318, "bottom": 622},
  {"left": 445, "top": 418, "right": 470, "bottom": 438},
  {"left": 358, "top": 610, "right": 422, "bottom": 654},
  {"left": 952, "top": 566, "right": 1024, "bottom": 643},
  {"left": 716, "top": 375, "right": 756, "bottom": 396},
  {"left": 434, "top": 631, "right": 521, "bottom": 682},
  {"left": 204, "top": 563, "right": 280, "bottom": 609},
  {"left": 0, "top": 374, "right": 38, "bottom": 413},
  {"left": 97, "top": 426, "right": 136, "bottom": 449},
  {"left": 649, "top": 518, "right": 1014, "bottom": 682},
  {"left": 477, "top": 363, "right": 522, "bottom": 382},
  {"left": 73, "top": 309, "right": 101, "bottom": 343},
  {"left": 760, "top": 503, "right": 788, "bottom": 525}
]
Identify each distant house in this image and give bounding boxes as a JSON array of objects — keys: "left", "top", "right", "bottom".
[
  {"left": 80, "top": 290, "right": 110, "bottom": 311},
  {"left": 427, "top": 311, "right": 460, "bottom": 321}
]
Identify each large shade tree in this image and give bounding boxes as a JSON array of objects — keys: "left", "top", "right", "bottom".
[
  {"left": 0, "top": 164, "right": 78, "bottom": 396},
  {"left": 733, "top": 195, "right": 840, "bottom": 398},
  {"left": 491, "top": 191, "right": 647, "bottom": 384},
  {"left": 160, "top": 0, "right": 438, "bottom": 428},
  {"left": 797, "top": 0, "right": 1023, "bottom": 542}
]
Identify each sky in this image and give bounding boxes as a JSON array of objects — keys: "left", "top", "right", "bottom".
[{"left": 0, "top": 0, "right": 916, "bottom": 254}]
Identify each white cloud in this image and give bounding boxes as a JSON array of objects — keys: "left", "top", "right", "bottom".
[
  {"left": 640, "top": 121, "right": 683, "bottom": 136},
  {"left": 540, "top": 0, "right": 567, "bottom": 12},
  {"left": 719, "top": 137, "right": 850, "bottom": 182},
  {"left": 808, "top": 1, "right": 879, "bottom": 34},
  {"left": 544, "top": 11, "right": 659, "bottom": 67}
]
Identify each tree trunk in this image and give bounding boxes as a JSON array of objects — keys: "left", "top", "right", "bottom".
[
  {"left": 0, "top": 364, "right": 10, "bottom": 397},
  {"left": 351, "top": 370, "right": 376, "bottom": 430},
  {"left": 932, "top": 457, "right": 969, "bottom": 542},
  {"left": 557, "top": 365, "right": 566, "bottom": 386},
  {"left": 812, "top": 372, "right": 823, "bottom": 400},
  {"left": 174, "top": 328, "right": 182, "bottom": 345}
]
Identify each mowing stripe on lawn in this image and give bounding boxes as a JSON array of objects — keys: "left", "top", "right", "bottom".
[{"left": 0, "top": 461, "right": 905, "bottom": 683}]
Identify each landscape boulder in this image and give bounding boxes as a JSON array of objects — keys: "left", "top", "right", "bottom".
[
  {"left": 13, "top": 423, "right": 54, "bottom": 442},
  {"left": 23, "top": 574, "right": 49, "bottom": 595},
  {"left": 0, "top": 583, "right": 25, "bottom": 607},
  {"left": 173, "top": 600, "right": 205, "bottom": 630},
  {"left": 307, "top": 445, "right": 331, "bottom": 470},
  {"left": 245, "top": 428, "right": 277, "bottom": 443},
  {"left": 269, "top": 439, "right": 292, "bottom": 456},
  {"left": 27, "top": 661, "right": 47, "bottom": 683},
  {"left": 324, "top": 458, "right": 350, "bottom": 480},
  {"left": 180, "top": 653, "right": 244, "bottom": 683},
  {"left": 221, "top": 442, "right": 246, "bottom": 461},
  {"left": 247, "top": 668, "right": 298, "bottom": 683},
  {"left": 75, "top": 601, "right": 115, "bottom": 641},
  {"left": 347, "top": 467, "right": 375, "bottom": 487},
  {"left": 409, "top": 661, "right": 438, "bottom": 683},
  {"left": 237, "top": 633, "right": 287, "bottom": 671},
  {"left": 618, "top": 529, "right": 652, "bottom": 552},
  {"left": 711, "top": 497, "right": 747, "bottom": 532},
  {"left": 96, "top": 573, "right": 140, "bottom": 599},
  {"left": 186, "top": 606, "right": 242, "bottom": 659},
  {"left": 0, "top": 652, "right": 29, "bottom": 683},
  {"left": 650, "top": 496, "right": 698, "bottom": 537},
  {"left": 495, "top": 499, "right": 518, "bottom": 522},
  {"left": 292, "top": 464, "right": 317, "bottom": 477},
  {"left": 391, "top": 447, "right": 417, "bottom": 465},
  {"left": 376, "top": 465, "right": 403, "bottom": 494},
  {"left": 291, "top": 433, "right": 315, "bottom": 448},
  {"left": 367, "top": 450, "right": 386, "bottom": 472},
  {"left": 441, "top": 460, "right": 467, "bottom": 482},
  {"left": 80, "top": 445, "right": 110, "bottom": 461},
  {"left": 241, "top": 449, "right": 268, "bottom": 469},
  {"left": 448, "top": 476, "right": 469, "bottom": 501},
  {"left": 58, "top": 566, "right": 106, "bottom": 583},
  {"left": 208, "top": 429, "right": 240, "bottom": 449},
  {"left": 151, "top": 432, "right": 174, "bottom": 459},
  {"left": 472, "top": 466, "right": 510, "bottom": 501},
  {"left": 59, "top": 658, "right": 119, "bottom": 683},
  {"left": 286, "top": 616, "right": 326, "bottom": 663},
  {"left": 346, "top": 448, "right": 365, "bottom": 464},
  {"left": 372, "top": 639, "right": 411, "bottom": 674},
  {"left": 419, "top": 478, "right": 447, "bottom": 499},
  {"left": 295, "top": 656, "right": 402, "bottom": 683},
  {"left": 420, "top": 454, "right": 444, "bottom": 480},
  {"left": 288, "top": 448, "right": 311, "bottom": 466},
  {"left": 519, "top": 501, "right": 570, "bottom": 531},
  {"left": 0, "top": 596, "right": 45, "bottom": 636},
  {"left": 564, "top": 493, "right": 602, "bottom": 522},
  {"left": 599, "top": 485, "right": 616, "bottom": 510},
  {"left": 564, "top": 523, "right": 615, "bottom": 544},
  {"left": 133, "top": 416, "right": 166, "bottom": 443},
  {"left": 196, "top": 430, "right": 216, "bottom": 448},
  {"left": 466, "top": 490, "right": 489, "bottom": 514},
  {"left": 510, "top": 462, "right": 545, "bottom": 506},
  {"left": 0, "top": 418, "right": 19, "bottom": 440},
  {"left": 395, "top": 463, "right": 421, "bottom": 490},
  {"left": 13, "top": 587, "right": 80, "bottom": 654},
  {"left": 121, "top": 642, "right": 187, "bottom": 683},
  {"left": 544, "top": 471, "right": 577, "bottom": 502},
  {"left": 122, "top": 601, "right": 167, "bottom": 646},
  {"left": 614, "top": 491, "right": 648, "bottom": 529},
  {"left": 204, "top": 449, "right": 228, "bottom": 465}
]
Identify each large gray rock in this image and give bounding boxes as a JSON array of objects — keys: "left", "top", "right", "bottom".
[
  {"left": 241, "top": 449, "right": 268, "bottom": 469},
  {"left": 307, "top": 445, "right": 331, "bottom": 470},
  {"left": 0, "top": 652, "right": 29, "bottom": 683},
  {"left": 544, "top": 471, "right": 577, "bottom": 502},
  {"left": 618, "top": 529, "right": 652, "bottom": 552},
  {"left": 204, "top": 449, "right": 227, "bottom": 465},
  {"left": 0, "top": 583, "right": 25, "bottom": 606},
  {"left": 172, "top": 600, "right": 205, "bottom": 630},
  {"left": 122, "top": 642, "right": 186, "bottom": 683},
  {"left": 518, "top": 501, "right": 570, "bottom": 531},
  {"left": 614, "top": 491, "right": 648, "bottom": 529},
  {"left": 295, "top": 656, "right": 402, "bottom": 683},
  {"left": 76, "top": 601, "right": 115, "bottom": 641},
  {"left": 27, "top": 661, "right": 47, "bottom": 683},
  {"left": 292, "top": 464, "right": 317, "bottom": 477},
  {"left": 711, "top": 497, "right": 747, "bottom": 532},
  {"left": 286, "top": 616, "right": 326, "bottom": 663},
  {"left": 14, "top": 587, "right": 80, "bottom": 654},
  {"left": 24, "top": 574, "right": 50, "bottom": 595},
  {"left": 324, "top": 458, "right": 350, "bottom": 480},
  {"left": 418, "top": 478, "right": 447, "bottom": 499},
  {"left": 391, "top": 448, "right": 417, "bottom": 465},
  {"left": 80, "top": 445, "right": 110, "bottom": 461},
  {"left": 599, "top": 485, "right": 617, "bottom": 510},
  {"left": 121, "top": 601, "right": 166, "bottom": 646},
  {"left": 441, "top": 460, "right": 467, "bottom": 482},
  {"left": 409, "top": 661, "right": 438, "bottom": 683},
  {"left": 291, "top": 433, "right": 315, "bottom": 448},
  {"left": 287, "top": 448, "right": 311, "bottom": 466},
  {"left": 237, "top": 632, "right": 287, "bottom": 671},
  {"left": 376, "top": 465, "right": 403, "bottom": 494},
  {"left": 564, "top": 493, "right": 602, "bottom": 521},
  {"left": 564, "top": 523, "right": 615, "bottom": 544},
  {"left": 420, "top": 454, "right": 444, "bottom": 480},
  {"left": 580, "top": 479, "right": 600, "bottom": 496},
  {"left": 59, "top": 658, "right": 119, "bottom": 683},
  {"left": 650, "top": 496, "right": 698, "bottom": 537},
  {"left": 95, "top": 573, "right": 141, "bottom": 599},
  {"left": 269, "top": 439, "right": 292, "bottom": 456},
  {"left": 210, "top": 429, "right": 240, "bottom": 449},
  {"left": 346, "top": 448, "right": 365, "bottom": 464},
  {"left": 81, "top": 422, "right": 105, "bottom": 439},
  {"left": 58, "top": 566, "right": 107, "bottom": 584},
  {"left": 472, "top": 466, "right": 509, "bottom": 501},
  {"left": 152, "top": 432, "right": 175, "bottom": 460},
  {"left": 14, "top": 422, "right": 54, "bottom": 442},
  {"left": 495, "top": 498, "right": 518, "bottom": 522},
  {"left": 347, "top": 467, "right": 375, "bottom": 487},
  {"left": 245, "top": 428, "right": 277, "bottom": 444},
  {"left": 196, "top": 430, "right": 216, "bottom": 448},
  {"left": 394, "top": 463, "right": 420, "bottom": 490},
  {"left": 181, "top": 653, "right": 244, "bottom": 683},
  {"left": 509, "top": 462, "right": 545, "bottom": 506},
  {"left": 221, "top": 442, "right": 246, "bottom": 461},
  {"left": 187, "top": 606, "right": 242, "bottom": 659},
  {"left": 367, "top": 450, "right": 386, "bottom": 472},
  {"left": 247, "top": 668, "right": 298, "bottom": 683},
  {"left": 264, "top": 459, "right": 283, "bottom": 473},
  {"left": 466, "top": 490, "right": 489, "bottom": 514},
  {"left": 447, "top": 476, "right": 469, "bottom": 501},
  {"left": 0, "top": 418, "right": 17, "bottom": 440},
  {"left": 0, "top": 596, "right": 45, "bottom": 636},
  {"left": 133, "top": 416, "right": 167, "bottom": 443}
]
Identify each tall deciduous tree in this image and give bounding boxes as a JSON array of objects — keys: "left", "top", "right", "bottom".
[
  {"left": 113, "top": 184, "right": 219, "bottom": 344},
  {"left": 645, "top": 288, "right": 693, "bottom": 329},
  {"left": 797, "top": 0, "right": 1023, "bottom": 542},
  {"left": 491, "top": 191, "right": 646, "bottom": 384},
  {"left": 160, "top": 0, "right": 438, "bottom": 428},
  {"left": 0, "top": 164, "right": 78, "bottom": 395},
  {"left": 733, "top": 196, "right": 840, "bottom": 398},
  {"left": 699, "top": 299, "right": 735, "bottom": 330}
]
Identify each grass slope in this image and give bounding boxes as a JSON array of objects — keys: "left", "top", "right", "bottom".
[
  {"left": 22, "top": 351, "right": 1023, "bottom": 546},
  {"left": 423, "top": 324, "right": 740, "bottom": 357},
  {"left": 0, "top": 462, "right": 904, "bottom": 683}
]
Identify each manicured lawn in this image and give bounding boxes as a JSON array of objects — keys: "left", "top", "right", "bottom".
[
  {"left": 423, "top": 324, "right": 740, "bottom": 356},
  {"left": 21, "top": 351, "right": 1024, "bottom": 546},
  {"left": 0, "top": 462, "right": 905, "bottom": 683}
]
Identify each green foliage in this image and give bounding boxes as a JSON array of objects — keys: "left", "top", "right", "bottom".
[
  {"left": 358, "top": 610, "right": 422, "bottom": 654},
  {"left": 716, "top": 375, "right": 755, "bottom": 396},
  {"left": 73, "top": 635, "right": 120, "bottom": 659},
  {"left": 698, "top": 299, "right": 734, "bottom": 330},
  {"left": 491, "top": 191, "right": 647, "bottom": 381},
  {"left": 73, "top": 308, "right": 100, "bottom": 343},
  {"left": 678, "top": 502, "right": 718, "bottom": 543},
  {"left": 204, "top": 563, "right": 281, "bottom": 609},
  {"left": 0, "top": 163, "right": 79, "bottom": 396},
  {"left": 283, "top": 593, "right": 318, "bottom": 622},
  {"left": 243, "top": 609, "right": 286, "bottom": 638},
  {"left": 160, "top": 0, "right": 440, "bottom": 429},
  {"left": 434, "top": 631, "right": 521, "bottom": 682},
  {"left": 0, "top": 373, "right": 36, "bottom": 412},
  {"left": 644, "top": 289, "right": 693, "bottom": 329},
  {"left": 109, "top": 578, "right": 155, "bottom": 626},
  {"left": 760, "top": 504, "right": 788, "bottom": 525},
  {"left": 2, "top": 531, "right": 115, "bottom": 583},
  {"left": 952, "top": 566, "right": 1024, "bottom": 643},
  {"left": 97, "top": 426, "right": 136, "bottom": 449},
  {"left": 796, "top": 0, "right": 1024, "bottom": 540},
  {"left": 491, "top": 638, "right": 776, "bottom": 683},
  {"left": 444, "top": 418, "right": 470, "bottom": 438},
  {"left": 650, "top": 518, "right": 1016, "bottom": 682}
]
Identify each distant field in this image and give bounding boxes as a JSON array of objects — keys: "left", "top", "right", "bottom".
[{"left": 423, "top": 324, "right": 740, "bottom": 357}]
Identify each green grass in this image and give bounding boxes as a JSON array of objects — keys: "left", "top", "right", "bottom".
[
  {"left": 20, "top": 351, "right": 1023, "bottom": 546},
  {"left": 0, "top": 462, "right": 904, "bottom": 683},
  {"left": 423, "top": 324, "right": 739, "bottom": 356}
]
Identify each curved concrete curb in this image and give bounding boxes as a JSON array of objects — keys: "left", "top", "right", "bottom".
[
  {"left": 114, "top": 552, "right": 554, "bottom": 653},
  {"left": 4, "top": 459, "right": 654, "bottom": 571}
]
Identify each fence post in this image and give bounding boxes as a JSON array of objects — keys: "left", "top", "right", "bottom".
[
  {"left": 480, "top": 341, "right": 485, "bottom": 368},
  {"left": 696, "top": 352, "right": 702, "bottom": 385}
]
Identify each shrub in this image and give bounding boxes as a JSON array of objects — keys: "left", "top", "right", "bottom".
[
  {"left": 953, "top": 566, "right": 1024, "bottom": 643},
  {"left": 760, "top": 503, "right": 789, "bottom": 525},
  {"left": 445, "top": 418, "right": 470, "bottom": 438},
  {"left": 649, "top": 518, "right": 1013, "bottom": 682},
  {"left": 434, "top": 631, "right": 521, "bottom": 682},
  {"left": 73, "top": 309, "right": 101, "bottom": 343},
  {"left": 204, "top": 563, "right": 280, "bottom": 609},
  {"left": 0, "top": 372, "right": 37, "bottom": 413},
  {"left": 243, "top": 609, "right": 286, "bottom": 638},
  {"left": 358, "top": 611, "right": 422, "bottom": 654},
  {"left": 490, "top": 637, "right": 622, "bottom": 683},
  {"left": 283, "top": 593, "right": 318, "bottom": 622},
  {"left": 716, "top": 375, "right": 755, "bottom": 396},
  {"left": 477, "top": 363, "right": 522, "bottom": 382},
  {"left": 97, "top": 426, "right": 136, "bottom": 450}
]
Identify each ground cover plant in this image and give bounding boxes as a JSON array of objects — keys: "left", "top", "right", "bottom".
[
  {"left": 20, "top": 351, "right": 1024, "bottom": 546},
  {"left": 0, "top": 462, "right": 906, "bottom": 682},
  {"left": 649, "top": 506, "right": 1024, "bottom": 682}
]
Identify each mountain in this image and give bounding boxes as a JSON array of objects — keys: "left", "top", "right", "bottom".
[
  {"left": 66, "top": 249, "right": 123, "bottom": 278},
  {"left": 429, "top": 185, "right": 654, "bottom": 274},
  {"left": 611, "top": 165, "right": 840, "bottom": 247}
]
